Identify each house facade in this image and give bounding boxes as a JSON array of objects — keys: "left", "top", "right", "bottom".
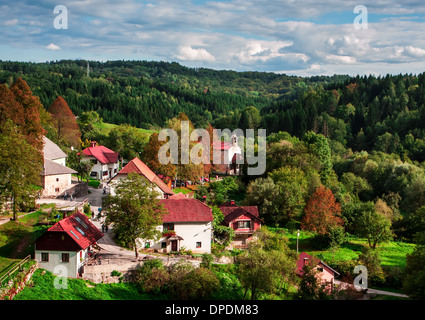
[
  {"left": 81, "top": 141, "right": 120, "bottom": 181},
  {"left": 141, "top": 194, "right": 213, "bottom": 254},
  {"left": 42, "top": 136, "right": 77, "bottom": 197},
  {"left": 296, "top": 252, "right": 340, "bottom": 293},
  {"left": 108, "top": 157, "right": 174, "bottom": 198},
  {"left": 219, "top": 201, "right": 263, "bottom": 248},
  {"left": 212, "top": 134, "right": 242, "bottom": 175},
  {"left": 34, "top": 212, "right": 104, "bottom": 278}
]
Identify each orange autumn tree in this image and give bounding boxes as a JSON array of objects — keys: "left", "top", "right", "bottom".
[
  {"left": 301, "top": 185, "right": 344, "bottom": 235},
  {"left": 48, "top": 96, "right": 81, "bottom": 148}
]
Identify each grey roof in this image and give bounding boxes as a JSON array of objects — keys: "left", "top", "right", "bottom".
[
  {"left": 43, "top": 136, "right": 67, "bottom": 160},
  {"left": 42, "top": 158, "right": 77, "bottom": 176}
]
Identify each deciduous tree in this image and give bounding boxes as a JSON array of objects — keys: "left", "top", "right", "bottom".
[
  {"left": 301, "top": 186, "right": 344, "bottom": 236},
  {"left": 48, "top": 96, "right": 81, "bottom": 148},
  {"left": 103, "top": 172, "right": 168, "bottom": 258}
]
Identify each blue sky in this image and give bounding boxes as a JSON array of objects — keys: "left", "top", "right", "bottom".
[{"left": 1, "top": 1, "right": 425, "bottom": 76}]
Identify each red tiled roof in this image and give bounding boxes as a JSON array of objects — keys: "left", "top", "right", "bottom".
[
  {"left": 219, "top": 202, "right": 263, "bottom": 225},
  {"left": 296, "top": 252, "right": 339, "bottom": 277},
  {"left": 115, "top": 157, "right": 174, "bottom": 195},
  {"left": 160, "top": 198, "right": 213, "bottom": 223},
  {"left": 212, "top": 141, "right": 232, "bottom": 150},
  {"left": 168, "top": 193, "right": 187, "bottom": 199},
  {"left": 48, "top": 212, "right": 104, "bottom": 250},
  {"left": 81, "top": 145, "right": 119, "bottom": 164}
]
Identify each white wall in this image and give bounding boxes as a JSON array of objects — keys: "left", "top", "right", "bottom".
[
  {"left": 84, "top": 156, "right": 119, "bottom": 180},
  {"left": 42, "top": 173, "right": 73, "bottom": 197},
  {"left": 141, "top": 222, "right": 212, "bottom": 254}
]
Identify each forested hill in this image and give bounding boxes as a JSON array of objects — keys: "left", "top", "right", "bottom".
[
  {"left": 0, "top": 59, "right": 347, "bottom": 130},
  {"left": 2, "top": 60, "right": 425, "bottom": 162}
]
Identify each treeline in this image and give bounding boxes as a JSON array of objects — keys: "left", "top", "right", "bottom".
[
  {"left": 0, "top": 60, "right": 347, "bottom": 131},
  {"left": 262, "top": 73, "right": 425, "bottom": 163}
]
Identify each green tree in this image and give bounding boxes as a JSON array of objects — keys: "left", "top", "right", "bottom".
[
  {"left": 403, "top": 245, "right": 425, "bottom": 299},
  {"left": 0, "top": 120, "right": 42, "bottom": 220},
  {"left": 236, "top": 227, "right": 297, "bottom": 299},
  {"left": 107, "top": 124, "right": 149, "bottom": 160},
  {"left": 356, "top": 204, "right": 393, "bottom": 249},
  {"left": 103, "top": 172, "right": 168, "bottom": 258},
  {"left": 303, "top": 131, "right": 333, "bottom": 185},
  {"left": 77, "top": 110, "right": 102, "bottom": 141},
  {"left": 268, "top": 166, "right": 308, "bottom": 225}
]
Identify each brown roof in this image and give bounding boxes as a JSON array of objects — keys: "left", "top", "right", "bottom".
[
  {"left": 160, "top": 198, "right": 213, "bottom": 223},
  {"left": 112, "top": 157, "right": 174, "bottom": 195},
  {"left": 219, "top": 202, "right": 263, "bottom": 225},
  {"left": 42, "top": 158, "right": 77, "bottom": 176}
]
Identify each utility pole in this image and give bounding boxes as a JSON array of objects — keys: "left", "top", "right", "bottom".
[{"left": 87, "top": 61, "right": 90, "bottom": 77}]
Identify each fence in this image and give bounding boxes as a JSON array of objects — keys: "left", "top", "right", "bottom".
[{"left": 0, "top": 255, "right": 32, "bottom": 287}]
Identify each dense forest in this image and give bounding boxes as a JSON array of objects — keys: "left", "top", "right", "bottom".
[{"left": 0, "top": 60, "right": 348, "bottom": 130}]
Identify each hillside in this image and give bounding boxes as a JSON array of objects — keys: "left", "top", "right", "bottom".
[{"left": 0, "top": 60, "right": 348, "bottom": 130}]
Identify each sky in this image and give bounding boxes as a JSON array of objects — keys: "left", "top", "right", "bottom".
[{"left": 1, "top": 0, "right": 425, "bottom": 76}]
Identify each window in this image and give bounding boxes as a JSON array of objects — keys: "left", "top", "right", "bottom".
[
  {"left": 196, "top": 242, "right": 202, "bottom": 248},
  {"left": 41, "top": 252, "right": 49, "bottom": 262},
  {"left": 62, "top": 253, "right": 69, "bottom": 262},
  {"left": 317, "top": 266, "right": 324, "bottom": 272},
  {"left": 161, "top": 242, "right": 167, "bottom": 249},
  {"left": 163, "top": 223, "right": 174, "bottom": 231},
  {"left": 55, "top": 188, "right": 60, "bottom": 192},
  {"left": 238, "top": 221, "right": 251, "bottom": 229},
  {"left": 90, "top": 171, "right": 97, "bottom": 177},
  {"left": 56, "top": 178, "right": 59, "bottom": 182}
]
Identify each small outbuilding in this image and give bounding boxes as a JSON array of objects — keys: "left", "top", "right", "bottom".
[{"left": 34, "top": 212, "right": 104, "bottom": 278}]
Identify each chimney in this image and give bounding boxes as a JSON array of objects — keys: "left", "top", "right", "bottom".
[
  {"left": 90, "top": 141, "right": 97, "bottom": 148},
  {"left": 304, "top": 257, "right": 309, "bottom": 266},
  {"left": 230, "top": 200, "right": 235, "bottom": 205},
  {"left": 203, "top": 195, "right": 207, "bottom": 203}
]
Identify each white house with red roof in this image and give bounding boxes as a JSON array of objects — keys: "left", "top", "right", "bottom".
[
  {"left": 108, "top": 157, "right": 174, "bottom": 198},
  {"left": 212, "top": 134, "right": 242, "bottom": 175},
  {"left": 219, "top": 201, "right": 263, "bottom": 248},
  {"left": 34, "top": 212, "right": 104, "bottom": 278},
  {"left": 80, "top": 141, "right": 120, "bottom": 180},
  {"left": 141, "top": 194, "right": 213, "bottom": 254}
]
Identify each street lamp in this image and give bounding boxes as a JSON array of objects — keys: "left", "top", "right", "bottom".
[{"left": 297, "top": 230, "right": 300, "bottom": 253}]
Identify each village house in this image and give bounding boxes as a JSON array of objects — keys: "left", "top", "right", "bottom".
[
  {"left": 212, "top": 134, "right": 242, "bottom": 175},
  {"left": 296, "top": 252, "right": 340, "bottom": 293},
  {"left": 141, "top": 193, "right": 213, "bottom": 254},
  {"left": 34, "top": 211, "right": 104, "bottom": 278},
  {"left": 219, "top": 201, "right": 263, "bottom": 248},
  {"left": 41, "top": 136, "right": 77, "bottom": 197},
  {"left": 80, "top": 141, "right": 120, "bottom": 181},
  {"left": 108, "top": 157, "right": 174, "bottom": 198}
]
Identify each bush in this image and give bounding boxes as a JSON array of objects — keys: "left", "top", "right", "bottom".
[
  {"left": 170, "top": 267, "right": 220, "bottom": 300},
  {"left": 200, "top": 254, "right": 214, "bottom": 269},
  {"left": 83, "top": 203, "right": 91, "bottom": 215}
]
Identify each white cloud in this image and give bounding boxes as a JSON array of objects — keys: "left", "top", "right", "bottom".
[
  {"left": 46, "top": 43, "right": 61, "bottom": 51},
  {"left": 176, "top": 46, "right": 215, "bottom": 62},
  {"left": 4, "top": 19, "right": 18, "bottom": 26}
]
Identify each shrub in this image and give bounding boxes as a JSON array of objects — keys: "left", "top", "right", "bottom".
[{"left": 200, "top": 254, "right": 214, "bottom": 269}]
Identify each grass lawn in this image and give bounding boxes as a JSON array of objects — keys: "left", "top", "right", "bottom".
[
  {"left": 172, "top": 187, "right": 193, "bottom": 195},
  {"left": 14, "top": 269, "right": 162, "bottom": 300},
  {"left": 93, "top": 122, "right": 156, "bottom": 137},
  {"left": 0, "top": 210, "right": 49, "bottom": 278},
  {"left": 271, "top": 228, "right": 415, "bottom": 270}
]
